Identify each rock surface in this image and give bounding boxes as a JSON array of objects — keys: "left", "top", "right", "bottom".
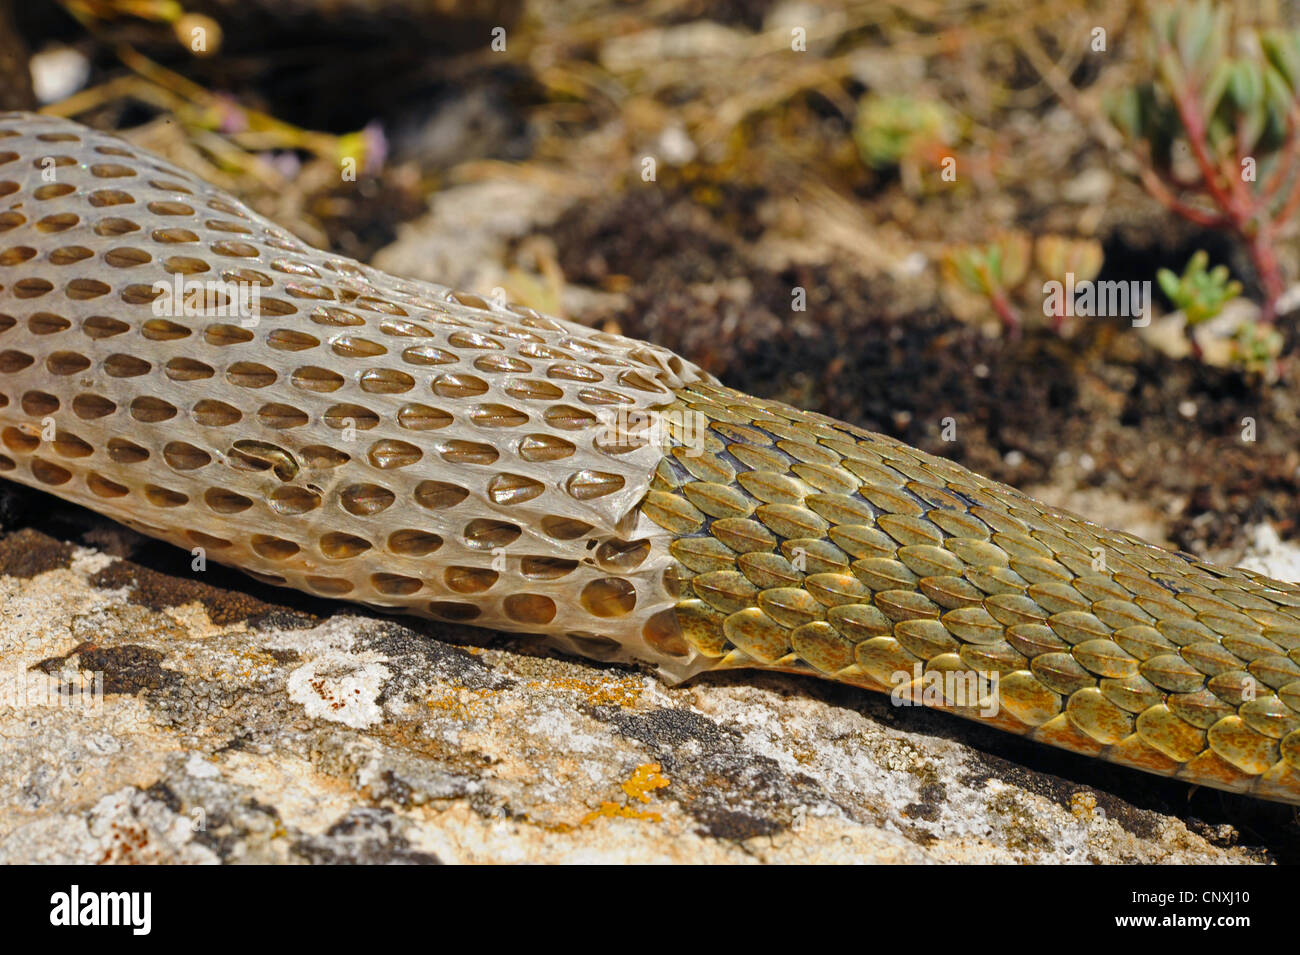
[{"left": 0, "top": 500, "right": 1295, "bottom": 864}]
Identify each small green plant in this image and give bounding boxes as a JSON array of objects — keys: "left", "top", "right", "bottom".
[
  {"left": 1231, "top": 319, "right": 1285, "bottom": 376},
  {"left": 1108, "top": 0, "right": 1300, "bottom": 323},
  {"left": 939, "top": 232, "right": 1030, "bottom": 333},
  {"left": 1036, "top": 236, "right": 1105, "bottom": 332},
  {"left": 1156, "top": 250, "right": 1243, "bottom": 325},
  {"left": 854, "top": 94, "right": 957, "bottom": 193},
  {"left": 940, "top": 233, "right": 1105, "bottom": 335},
  {"left": 1155, "top": 251, "right": 1279, "bottom": 372}
]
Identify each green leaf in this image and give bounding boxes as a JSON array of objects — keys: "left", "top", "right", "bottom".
[
  {"left": 1263, "top": 29, "right": 1300, "bottom": 90},
  {"left": 1157, "top": 267, "right": 1181, "bottom": 301},
  {"left": 985, "top": 244, "right": 1003, "bottom": 283},
  {"left": 955, "top": 255, "right": 981, "bottom": 292},
  {"left": 1106, "top": 87, "right": 1143, "bottom": 139},
  {"left": 1204, "top": 4, "right": 1229, "bottom": 69},
  {"left": 1241, "top": 93, "right": 1268, "bottom": 155},
  {"left": 1161, "top": 250, "right": 1240, "bottom": 324},
  {"left": 1176, "top": 0, "right": 1213, "bottom": 73},
  {"left": 1157, "top": 48, "right": 1185, "bottom": 93},
  {"left": 1202, "top": 61, "right": 1234, "bottom": 117},
  {"left": 1262, "top": 64, "right": 1293, "bottom": 143},
  {"left": 1229, "top": 60, "right": 1261, "bottom": 112}
]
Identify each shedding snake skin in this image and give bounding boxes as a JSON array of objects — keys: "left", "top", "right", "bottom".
[{"left": 1, "top": 112, "right": 1299, "bottom": 805}]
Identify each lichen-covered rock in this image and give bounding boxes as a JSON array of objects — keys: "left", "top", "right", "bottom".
[{"left": 0, "top": 522, "right": 1292, "bottom": 863}]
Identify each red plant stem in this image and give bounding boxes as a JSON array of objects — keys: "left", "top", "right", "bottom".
[
  {"left": 972, "top": 260, "right": 1021, "bottom": 335},
  {"left": 1215, "top": 147, "right": 1277, "bottom": 296},
  {"left": 1139, "top": 165, "right": 1228, "bottom": 227},
  {"left": 1159, "top": 61, "right": 1292, "bottom": 322},
  {"left": 1251, "top": 225, "right": 1285, "bottom": 322},
  {"left": 987, "top": 282, "right": 1021, "bottom": 335},
  {"left": 1170, "top": 80, "right": 1240, "bottom": 215}
]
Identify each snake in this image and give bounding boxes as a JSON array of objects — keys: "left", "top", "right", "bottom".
[{"left": 1, "top": 112, "right": 1298, "bottom": 806}]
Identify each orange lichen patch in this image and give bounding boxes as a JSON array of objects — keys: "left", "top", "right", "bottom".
[
  {"left": 230, "top": 646, "right": 288, "bottom": 680},
  {"left": 579, "top": 801, "right": 663, "bottom": 825},
  {"left": 424, "top": 684, "right": 497, "bottom": 721},
  {"left": 621, "top": 762, "right": 669, "bottom": 803},
  {"left": 577, "top": 763, "right": 670, "bottom": 826},
  {"left": 520, "top": 763, "right": 672, "bottom": 833},
  {"left": 528, "top": 674, "right": 644, "bottom": 708}
]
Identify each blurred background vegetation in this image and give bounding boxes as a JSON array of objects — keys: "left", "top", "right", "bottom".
[{"left": 5, "top": 0, "right": 1300, "bottom": 560}]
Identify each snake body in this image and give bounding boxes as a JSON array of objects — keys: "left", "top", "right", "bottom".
[{"left": 1, "top": 112, "right": 1299, "bottom": 805}]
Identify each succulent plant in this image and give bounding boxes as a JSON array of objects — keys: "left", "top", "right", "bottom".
[
  {"left": 939, "top": 233, "right": 1113, "bottom": 335},
  {"left": 1035, "top": 235, "right": 1104, "bottom": 287},
  {"left": 1156, "top": 250, "right": 1243, "bottom": 326},
  {"left": 1230, "top": 315, "right": 1284, "bottom": 377},
  {"left": 938, "top": 232, "right": 1031, "bottom": 332},
  {"left": 854, "top": 94, "right": 957, "bottom": 193},
  {"left": 854, "top": 94, "right": 953, "bottom": 166},
  {"left": 1107, "top": 0, "right": 1300, "bottom": 324}
]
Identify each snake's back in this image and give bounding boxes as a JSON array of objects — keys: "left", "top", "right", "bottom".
[{"left": 1, "top": 112, "right": 1299, "bottom": 805}]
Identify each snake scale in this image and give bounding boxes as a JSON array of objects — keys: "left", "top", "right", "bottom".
[{"left": 1, "top": 112, "right": 1299, "bottom": 806}]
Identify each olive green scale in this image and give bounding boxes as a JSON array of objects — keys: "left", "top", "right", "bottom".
[{"left": 643, "top": 380, "right": 1300, "bottom": 804}]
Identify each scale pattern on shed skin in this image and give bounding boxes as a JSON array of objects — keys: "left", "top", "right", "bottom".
[
  {"left": 0, "top": 112, "right": 701, "bottom": 671},
  {"left": 1, "top": 114, "right": 1299, "bottom": 804}
]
